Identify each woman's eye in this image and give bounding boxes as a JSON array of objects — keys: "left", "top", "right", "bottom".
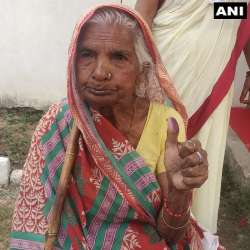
[
  {"left": 79, "top": 50, "right": 94, "bottom": 58},
  {"left": 111, "top": 52, "right": 127, "bottom": 61}
]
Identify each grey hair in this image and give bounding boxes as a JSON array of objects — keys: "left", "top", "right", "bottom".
[{"left": 86, "top": 7, "right": 164, "bottom": 102}]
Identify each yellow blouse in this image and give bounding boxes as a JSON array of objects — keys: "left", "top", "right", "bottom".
[{"left": 136, "top": 102, "right": 186, "bottom": 175}]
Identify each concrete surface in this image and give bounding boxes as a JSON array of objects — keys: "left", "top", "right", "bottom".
[
  {"left": 224, "top": 127, "right": 250, "bottom": 189},
  {"left": 10, "top": 169, "right": 23, "bottom": 185},
  {"left": 0, "top": 157, "right": 10, "bottom": 186}
]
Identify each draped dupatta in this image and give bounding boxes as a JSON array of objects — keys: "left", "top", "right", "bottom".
[{"left": 62, "top": 4, "right": 188, "bottom": 249}]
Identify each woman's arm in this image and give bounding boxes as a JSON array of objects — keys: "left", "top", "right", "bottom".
[
  {"left": 244, "top": 39, "right": 250, "bottom": 68},
  {"left": 240, "top": 39, "right": 250, "bottom": 105},
  {"left": 135, "top": 0, "right": 165, "bottom": 27},
  {"left": 157, "top": 174, "right": 191, "bottom": 242},
  {"left": 156, "top": 117, "right": 208, "bottom": 243}
]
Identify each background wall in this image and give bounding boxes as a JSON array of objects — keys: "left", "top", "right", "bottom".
[
  {"left": 0, "top": 0, "right": 247, "bottom": 109},
  {"left": 0, "top": 0, "right": 118, "bottom": 109}
]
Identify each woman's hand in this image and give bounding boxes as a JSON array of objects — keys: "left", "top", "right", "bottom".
[
  {"left": 135, "top": 0, "right": 164, "bottom": 27},
  {"left": 241, "top": 39, "right": 250, "bottom": 106},
  {"left": 164, "top": 117, "right": 208, "bottom": 191},
  {"left": 240, "top": 75, "right": 250, "bottom": 106}
]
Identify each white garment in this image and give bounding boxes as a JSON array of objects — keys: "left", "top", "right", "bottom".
[{"left": 122, "top": 0, "right": 244, "bottom": 234}]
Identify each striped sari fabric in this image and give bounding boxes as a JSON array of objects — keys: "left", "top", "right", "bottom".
[{"left": 11, "top": 100, "right": 206, "bottom": 250}]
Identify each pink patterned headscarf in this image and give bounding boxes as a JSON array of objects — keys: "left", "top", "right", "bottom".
[{"left": 67, "top": 4, "right": 188, "bottom": 128}]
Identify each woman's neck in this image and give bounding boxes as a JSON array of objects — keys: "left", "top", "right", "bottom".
[
  {"left": 95, "top": 97, "right": 150, "bottom": 148},
  {"left": 113, "top": 97, "right": 150, "bottom": 148}
]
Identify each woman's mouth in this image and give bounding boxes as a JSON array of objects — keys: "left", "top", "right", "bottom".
[{"left": 85, "top": 87, "right": 116, "bottom": 96}]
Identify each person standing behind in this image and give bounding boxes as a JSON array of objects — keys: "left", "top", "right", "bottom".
[{"left": 121, "top": 0, "right": 250, "bottom": 233}]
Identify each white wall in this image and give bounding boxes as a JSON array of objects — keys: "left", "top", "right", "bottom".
[
  {"left": 0, "top": 0, "right": 118, "bottom": 109},
  {"left": 0, "top": 0, "right": 247, "bottom": 109}
]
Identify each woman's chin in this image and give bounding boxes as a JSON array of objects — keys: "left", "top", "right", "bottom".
[{"left": 83, "top": 95, "right": 118, "bottom": 109}]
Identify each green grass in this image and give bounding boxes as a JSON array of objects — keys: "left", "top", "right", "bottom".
[
  {"left": 0, "top": 108, "right": 43, "bottom": 249},
  {"left": 0, "top": 108, "right": 44, "bottom": 169},
  {"left": 0, "top": 186, "right": 18, "bottom": 250},
  {"left": 0, "top": 206, "right": 13, "bottom": 249}
]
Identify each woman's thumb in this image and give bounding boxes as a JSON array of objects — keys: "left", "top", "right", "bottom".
[{"left": 166, "top": 117, "right": 179, "bottom": 145}]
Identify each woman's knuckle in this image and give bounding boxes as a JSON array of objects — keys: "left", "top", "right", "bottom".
[
  {"left": 187, "top": 156, "right": 194, "bottom": 165},
  {"left": 194, "top": 139, "right": 201, "bottom": 148},
  {"left": 202, "top": 149, "right": 208, "bottom": 158}
]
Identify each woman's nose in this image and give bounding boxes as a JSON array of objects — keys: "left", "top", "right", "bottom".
[{"left": 92, "top": 58, "right": 110, "bottom": 81}]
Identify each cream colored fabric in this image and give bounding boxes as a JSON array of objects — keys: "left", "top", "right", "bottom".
[
  {"left": 191, "top": 84, "right": 234, "bottom": 233},
  {"left": 122, "top": 0, "right": 245, "bottom": 233},
  {"left": 152, "top": 0, "right": 240, "bottom": 116},
  {"left": 152, "top": 1, "right": 239, "bottom": 233}
]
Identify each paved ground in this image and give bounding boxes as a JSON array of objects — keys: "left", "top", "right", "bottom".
[{"left": 225, "top": 128, "right": 250, "bottom": 188}]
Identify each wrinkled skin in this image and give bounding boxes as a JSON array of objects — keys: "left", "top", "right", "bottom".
[
  {"left": 165, "top": 119, "right": 208, "bottom": 192},
  {"left": 76, "top": 23, "right": 141, "bottom": 109},
  {"left": 76, "top": 23, "right": 149, "bottom": 148},
  {"left": 240, "top": 76, "right": 250, "bottom": 106}
]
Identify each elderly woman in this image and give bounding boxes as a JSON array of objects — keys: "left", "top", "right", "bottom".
[{"left": 10, "top": 4, "right": 223, "bottom": 250}]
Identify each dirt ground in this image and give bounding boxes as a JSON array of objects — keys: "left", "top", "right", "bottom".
[{"left": 0, "top": 107, "right": 250, "bottom": 250}]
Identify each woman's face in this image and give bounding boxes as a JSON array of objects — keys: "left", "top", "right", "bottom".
[{"left": 76, "top": 22, "right": 141, "bottom": 108}]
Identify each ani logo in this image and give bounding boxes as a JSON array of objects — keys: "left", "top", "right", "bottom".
[{"left": 214, "top": 2, "right": 247, "bottom": 19}]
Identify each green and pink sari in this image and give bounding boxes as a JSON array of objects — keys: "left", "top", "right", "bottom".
[
  {"left": 11, "top": 99, "right": 206, "bottom": 250},
  {"left": 10, "top": 4, "right": 222, "bottom": 250}
]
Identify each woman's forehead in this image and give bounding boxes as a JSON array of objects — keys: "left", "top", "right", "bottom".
[{"left": 78, "top": 23, "right": 135, "bottom": 51}]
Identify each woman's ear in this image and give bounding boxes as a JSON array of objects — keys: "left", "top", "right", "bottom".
[
  {"left": 135, "top": 61, "right": 151, "bottom": 97},
  {"left": 139, "top": 61, "right": 151, "bottom": 80},
  {"left": 142, "top": 61, "right": 151, "bottom": 75}
]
